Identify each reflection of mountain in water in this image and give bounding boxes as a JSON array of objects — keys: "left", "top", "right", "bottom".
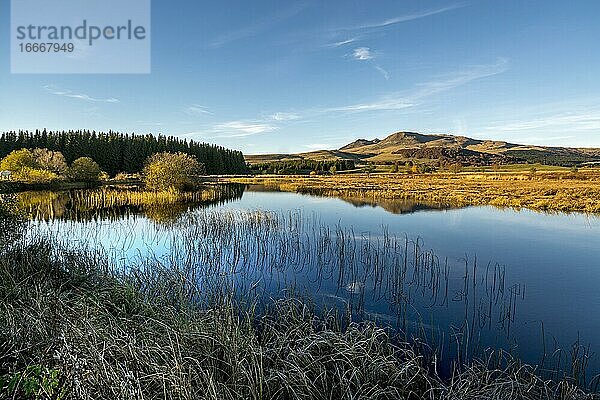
[
  {"left": 10, "top": 184, "right": 245, "bottom": 223},
  {"left": 244, "top": 184, "right": 458, "bottom": 215},
  {"left": 337, "top": 196, "right": 460, "bottom": 215}
]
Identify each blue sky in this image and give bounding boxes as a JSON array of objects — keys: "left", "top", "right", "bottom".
[{"left": 1, "top": 0, "right": 600, "bottom": 154}]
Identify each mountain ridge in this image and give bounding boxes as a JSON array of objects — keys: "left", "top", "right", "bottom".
[{"left": 245, "top": 131, "right": 600, "bottom": 167}]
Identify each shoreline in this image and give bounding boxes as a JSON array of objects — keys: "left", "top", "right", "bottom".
[
  {"left": 226, "top": 170, "right": 600, "bottom": 214},
  {"left": 3, "top": 169, "right": 600, "bottom": 214}
]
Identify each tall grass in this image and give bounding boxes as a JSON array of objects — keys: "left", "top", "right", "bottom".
[
  {"left": 0, "top": 236, "right": 596, "bottom": 399},
  {"left": 1, "top": 198, "right": 598, "bottom": 399}
]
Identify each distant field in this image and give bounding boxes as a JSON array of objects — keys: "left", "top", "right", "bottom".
[{"left": 463, "top": 163, "right": 572, "bottom": 172}]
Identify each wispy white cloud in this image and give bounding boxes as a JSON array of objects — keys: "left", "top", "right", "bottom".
[
  {"left": 327, "top": 97, "right": 414, "bottom": 113},
  {"left": 43, "top": 85, "right": 119, "bottom": 103},
  {"left": 213, "top": 121, "right": 278, "bottom": 137},
  {"left": 270, "top": 112, "right": 301, "bottom": 121},
  {"left": 325, "top": 38, "right": 358, "bottom": 48},
  {"left": 208, "top": 3, "right": 307, "bottom": 48},
  {"left": 352, "top": 47, "right": 374, "bottom": 60},
  {"left": 184, "top": 104, "right": 213, "bottom": 116},
  {"left": 349, "top": 47, "right": 389, "bottom": 79},
  {"left": 343, "top": 3, "right": 466, "bottom": 31},
  {"left": 410, "top": 58, "right": 508, "bottom": 99},
  {"left": 178, "top": 58, "right": 507, "bottom": 143},
  {"left": 375, "top": 65, "right": 389, "bottom": 80},
  {"left": 328, "top": 58, "right": 508, "bottom": 113},
  {"left": 485, "top": 111, "right": 600, "bottom": 133},
  {"left": 136, "top": 121, "right": 164, "bottom": 127}
]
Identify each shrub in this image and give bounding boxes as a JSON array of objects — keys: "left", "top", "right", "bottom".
[
  {"left": 0, "top": 148, "right": 69, "bottom": 183},
  {"left": 32, "top": 148, "right": 68, "bottom": 175},
  {"left": 0, "top": 149, "right": 38, "bottom": 172},
  {"left": 68, "top": 157, "right": 102, "bottom": 182},
  {"left": 528, "top": 166, "right": 538, "bottom": 179},
  {"left": 18, "top": 167, "right": 60, "bottom": 183},
  {"left": 449, "top": 163, "right": 463, "bottom": 174},
  {"left": 143, "top": 152, "right": 206, "bottom": 191}
]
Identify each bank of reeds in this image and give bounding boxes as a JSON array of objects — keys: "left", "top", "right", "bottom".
[
  {"left": 0, "top": 242, "right": 594, "bottom": 400},
  {"left": 0, "top": 221, "right": 597, "bottom": 398}
]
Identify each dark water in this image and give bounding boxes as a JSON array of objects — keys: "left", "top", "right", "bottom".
[{"left": 13, "top": 184, "right": 600, "bottom": 384}]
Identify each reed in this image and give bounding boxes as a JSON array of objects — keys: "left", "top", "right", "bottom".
[{"left": 0, "top": 202, "right": 597, "bottom": 399}]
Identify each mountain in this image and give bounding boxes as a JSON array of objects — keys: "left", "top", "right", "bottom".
[
  {"left": 245, "top": 131, "right": 600, "bottom": 167},
  {"left": 339, "top": 138, "right": 381, "bottom": 151}
]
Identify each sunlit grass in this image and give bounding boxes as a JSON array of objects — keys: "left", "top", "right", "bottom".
[{"left": 229, "top": 169, "right": 600, "bottom": 213}]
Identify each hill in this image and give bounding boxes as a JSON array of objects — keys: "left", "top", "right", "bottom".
[
  {"left": 245, "top": 150, "right": 365, "bottom": 165},
  {"left": 246, "top": 131, "right": 600, "bottom": 167}
]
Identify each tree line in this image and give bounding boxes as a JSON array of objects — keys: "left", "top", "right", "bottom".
[
  {"left": 251, "top": 159, "right": 355, "bottom": 175},
  {"left": 0, "top": 130, "right": 247, "bottom": 176}
]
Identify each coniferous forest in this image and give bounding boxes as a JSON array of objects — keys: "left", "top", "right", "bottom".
[{"left": 0, "top": 130, "right": 247, "bottom": 176}]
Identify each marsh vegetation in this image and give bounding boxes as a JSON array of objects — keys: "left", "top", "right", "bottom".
[
  {"left": 229, "top": 169, "right": 600, "bottom": 213},
  {"left": 1, "top": 185, "right": 599, "bottom": 399}
]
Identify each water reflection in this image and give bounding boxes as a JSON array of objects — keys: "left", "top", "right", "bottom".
[
  {"left": 246, "top": 184, "right": 459, "bottom": 215},
  {"left": 5, "top": 184, "right": 460, "bottom": 223},
  {"left": 4, "top": 183, "right": 245, "bottom": 223},
  {"left": 337, "top": 196, "right": 458, "bottom": 214}
]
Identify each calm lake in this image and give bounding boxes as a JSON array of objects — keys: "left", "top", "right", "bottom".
[{"left": 14, "top": 184, "right": 600, "bottom": 383}]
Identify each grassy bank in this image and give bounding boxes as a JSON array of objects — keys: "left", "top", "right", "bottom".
[
  {"left": 0, "top": 229, "right": 596, "bottom": 399},
  {"left": 228, "top": 170, "right": 600, "bottom": 213}
]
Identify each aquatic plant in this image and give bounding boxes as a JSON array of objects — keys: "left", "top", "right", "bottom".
[{"left": 0, "top": 235, "right": 596, "bottom": 399}]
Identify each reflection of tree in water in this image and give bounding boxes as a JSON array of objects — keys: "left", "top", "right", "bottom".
[
  {"left": 12, "top": 184, "right": 245, "bottom": 223},
  {"left": 0, "top": 195, "right": 25, "bottom": 248}
]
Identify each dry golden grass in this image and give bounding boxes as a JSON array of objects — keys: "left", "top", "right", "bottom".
[{"left": 228, "top": 170, "right": 600, "bottom": 213}]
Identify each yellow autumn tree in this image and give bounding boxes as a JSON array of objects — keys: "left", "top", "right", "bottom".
[{"left": 143, "top": 152, "right": 206, "bottom": 191}]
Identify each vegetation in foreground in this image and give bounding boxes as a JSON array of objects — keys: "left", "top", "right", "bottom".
[
  {"left": 229, "top": 169, "right": 600, "bottom": 213},
  {"left": 0, "top": 203, "right": 597, "bottom": 399},
  {"left": 1, "top": 241, "right": 596, "bottom": 399}
]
